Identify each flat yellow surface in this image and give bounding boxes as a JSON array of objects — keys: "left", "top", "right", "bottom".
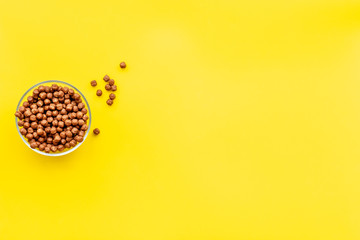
[{"left": 1, "top": 0, "right": 360, "bottom": 239}]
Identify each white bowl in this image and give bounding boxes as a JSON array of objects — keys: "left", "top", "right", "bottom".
[{"left": 15, "top": 80, "right": 91, "bottom": 156}]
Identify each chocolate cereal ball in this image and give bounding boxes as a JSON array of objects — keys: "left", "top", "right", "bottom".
[
  {"left": 93, "top": 128, "right": 100, "bottom": 135},
  {"left": 111, "top": 85, "right": 117, "bottom": 91},
  {"left": 106, "top": 99, "right": 113, "bottom": 106},
  {"left": 90, "top": 80, "right": 97, "bottom": 87},
  {"left": 120, "top": 62, "right": 126, "bottom": 68},
  {"left": 103, "top": 75, "right": 110, "bottom": 82},
  {"left": 109, "top": 93, "right": 116, "bottom": 100}
]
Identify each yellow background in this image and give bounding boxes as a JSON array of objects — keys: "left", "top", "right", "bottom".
[{"left": 1, "top": 0, "right": 360, "bottom": 239}]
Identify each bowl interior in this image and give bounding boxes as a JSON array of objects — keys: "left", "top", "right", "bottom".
[{"left": 16, "top": 80, "right": 91, "bottom": 156}]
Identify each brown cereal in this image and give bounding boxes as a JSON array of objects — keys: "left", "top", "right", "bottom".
[
  {"left": 120, "top": 61, "right": 126, "bottom": 68},
  {"left": 78, "top": 102, "right": 85, "bottom": 109},
  {"left": 23, "top": 122, "right": 30, "bottom": 129},
  {"left": 71, "top": 128, "right": 79, "bottom": 135},
  {"left": 111, "top": 85, "right": 117, "bottom": 91},
  {"left": 106, "top": 99, "right": 113, "bottom": 106},
  {"left": 109, "top": 93, "right": 116, "bottom": 100},
  {"left": 18, "top": 120, "right": 24, "bottom": 127},
  {"left": 76, "top": 112, "right": 83, "bottom": 119},
  {"left": 103, "top": 75, "right": 110, "bottom": 82},
  {"left": 93, "top": 128, "right": 100, "bottom": 135},
  {"left": 15, "top": 84, "right": 89, "bottom": 153},
  {"left": 39, "top": 144, "right": 45, "bottom": 151}
]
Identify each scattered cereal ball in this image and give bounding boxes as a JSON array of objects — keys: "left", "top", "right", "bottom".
[
  {"left": 90, "top": 80, "right": 97, "bottom": 87},
  {"left": 120, "top": 62, "right": 126, "bottom": 68},
  {"left": 106, "top": 99, "right": 113, "bottom": 106},
  {"left": 93, "top": 128, "right": 100, "bottom": 135},
  {"left": 103, "top": 75, "right": 110, "bottom": 82},
  {"left": 109, "top": 93, "right": 116, "bottom": 100}
]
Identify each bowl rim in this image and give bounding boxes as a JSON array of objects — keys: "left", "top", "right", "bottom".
[{"left": 15, "top": 80, "right": 91, "bottom": 157}]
